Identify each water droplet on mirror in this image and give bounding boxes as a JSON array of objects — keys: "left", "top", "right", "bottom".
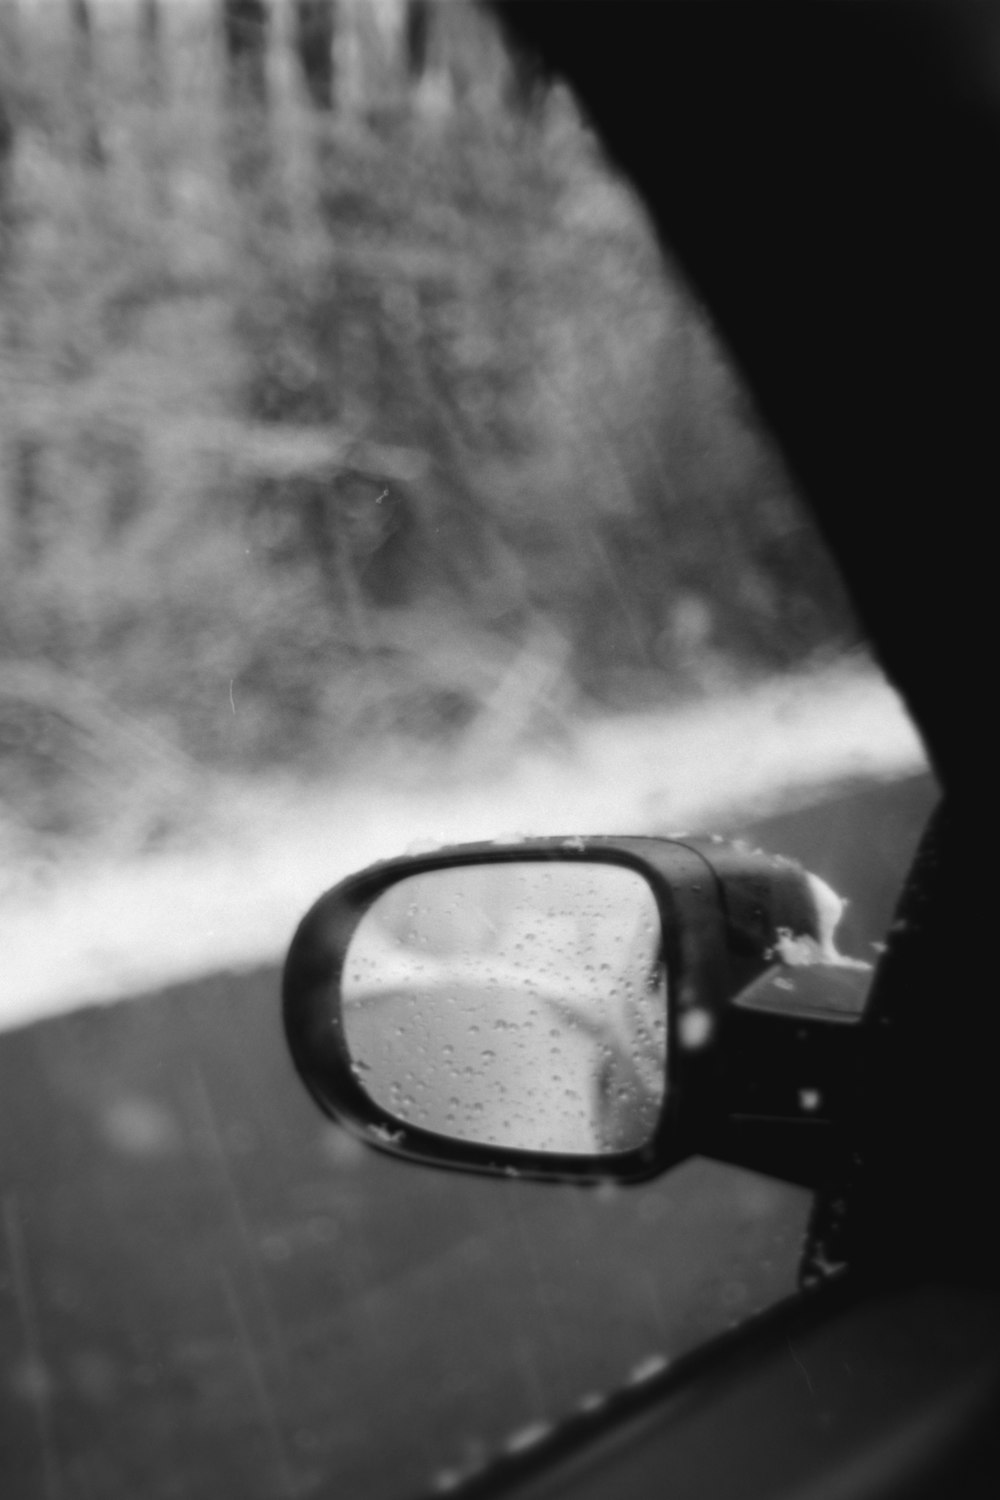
[{"left": 679, "top": 1008, "right": 713, "bottom": 1049}]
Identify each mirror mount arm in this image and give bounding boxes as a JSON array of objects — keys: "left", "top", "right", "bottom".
[{"left": 685, "top": 1004, "right": 864, "bottom": 1190}]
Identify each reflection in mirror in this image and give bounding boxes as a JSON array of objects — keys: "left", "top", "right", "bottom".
[{"left": 342, "top": 861, "right": 667, "bottom": 1155}]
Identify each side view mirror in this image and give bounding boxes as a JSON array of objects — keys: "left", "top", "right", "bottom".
[{"left": 283, "top": 836, "right": 872, "bottom": 1189}]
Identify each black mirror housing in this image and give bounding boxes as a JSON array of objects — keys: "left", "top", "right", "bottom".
[{"left": 283, "top": 835, "right": 867, "bottom": 1188}]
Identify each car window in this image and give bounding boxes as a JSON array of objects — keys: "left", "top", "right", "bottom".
[{"left": 0, "top": 4, "right": 934, "bottom": 1498}]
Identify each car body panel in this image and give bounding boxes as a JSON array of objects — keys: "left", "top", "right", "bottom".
[{"left": 433, "top": 1279, "right": 1000, "bottom": 1500}]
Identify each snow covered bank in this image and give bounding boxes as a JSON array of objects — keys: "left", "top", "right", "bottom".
[{"left": 0, "top": 665, "right": 929, "bottom": 1032}]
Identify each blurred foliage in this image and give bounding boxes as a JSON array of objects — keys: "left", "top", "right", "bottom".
[{"left": 0, "top": 0, "right": 859, "bottom": 850}]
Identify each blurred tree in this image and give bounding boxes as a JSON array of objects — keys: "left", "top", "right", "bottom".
[
  {"left": 405, "top": 0, "right": 432, "bottom": 84},
  {"left": 0, "top": 0, "right": 24, "bottom": 82},
  {"left": 135, "top": 0, "right": 171, "bottom": 216},
  {"left": 0, "top": 0, "right": 861, "bottom": 823},
  {"left": 222, "top": 0, "right": 270, "bottom": 110},
  {"left": 0, "top": 87, "right": 12, "bottom": 215},
  {"left": 222, "top": 0, "right": 272, "bottom": 191},
  {"left": 137, "top": 0, "right": 164, "bottom": 105},
  {"left": 69, "top": 0, "right": 105, "bottom": 166},
  {"left": 294, "top": 0, "right": 336, "bottom": 112}
]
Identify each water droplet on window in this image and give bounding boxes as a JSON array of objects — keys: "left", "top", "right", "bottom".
[
  {"left": 628, "top": 1352, "right": 670, "bottom": 1383},
  {"left": 504, "top": 1421, "right": 552, "bottom": 1454}
]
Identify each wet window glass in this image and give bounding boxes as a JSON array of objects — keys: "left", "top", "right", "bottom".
[{"left": 0, "top": 3, "right": 934, "bottom": 1497}]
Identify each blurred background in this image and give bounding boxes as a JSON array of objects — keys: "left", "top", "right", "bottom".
[{"left": 0, "top": 0, "right": 866, "bottom": 878}]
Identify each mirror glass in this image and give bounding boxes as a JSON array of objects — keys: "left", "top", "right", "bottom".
[{"left": 342, "top": 861, "right": 668, "bottom": 1155}]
